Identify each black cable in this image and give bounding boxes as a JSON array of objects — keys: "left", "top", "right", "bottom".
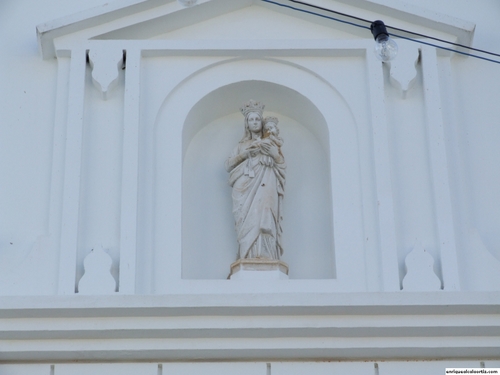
[
  {"left": 289, "top": 0, "right": 373, "bottom": 25},
  {"left": 394, "top": 35, "right": 500, "bottom": 65},
  {"left": 263, "top": 0, "right": 371, "bottom": 31},
  {"left": 261, "top": 0, "right": 500, "bottom": 65},
  {"left": 287, "top": 0, "right": 500, "bottom": 58}
]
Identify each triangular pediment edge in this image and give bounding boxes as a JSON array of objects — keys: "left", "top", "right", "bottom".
[{"left": 37, "top": 0, "right": 475, "bottom": 59}]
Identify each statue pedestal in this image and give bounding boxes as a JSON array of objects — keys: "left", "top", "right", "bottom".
[{"left": 228, "top": 259, "right": 289, "bottom": 280}]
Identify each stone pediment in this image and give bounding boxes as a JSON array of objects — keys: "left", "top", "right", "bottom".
[
  {"left": 37, "top": 0, "right": 475, "bottom": 59},
  {"left": 33, "top": 0, "right": 483, "bottom": 295}
]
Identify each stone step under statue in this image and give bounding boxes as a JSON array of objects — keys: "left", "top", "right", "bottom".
[{"left": 228, "top": 259, "right": 289, "bottom": 280}]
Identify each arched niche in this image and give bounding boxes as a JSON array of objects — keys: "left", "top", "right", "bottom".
[
  {"left": 150, "top": 57, "right": 363, "bottom": 290},
  {"left": 182, "top": 81, "right": 334, "bottom": 279}
]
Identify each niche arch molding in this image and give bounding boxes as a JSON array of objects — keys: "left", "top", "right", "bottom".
[{"left": 147, "top": 57, "right": 366, "bottom": 292}]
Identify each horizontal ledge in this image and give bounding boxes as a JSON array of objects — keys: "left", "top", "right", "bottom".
[
  {"left": 53, "top": 37, "right": 474, "bottom": 59},
  {"left": 1, "top": 337, "right": 499, "bottom": 362},
  {"left": 2, "top": 292, "right": 498, "bottom": 361},
  {"left": 1, "top": 325, "right": 500, "bottom": 340},
  {"left": 1, "top": 292, "right": 500, "bottom": 318},
  {"left": 54, "top": 39, "right": 372, "bottom": 58}
]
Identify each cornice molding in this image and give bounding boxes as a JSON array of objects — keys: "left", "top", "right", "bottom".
[
  {"left": 1, "top": 293, "right": 499, "bottom": 361},
  {"left": 36, "top": 0, "right": 475, "bottom": 60}
]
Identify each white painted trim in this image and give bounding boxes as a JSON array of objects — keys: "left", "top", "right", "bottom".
[
  {"left": 420, "top": 45, "right": 461, "bottom": 291},
  {"left": 118, "top": 48, "right": 141, "bottom": 294},
  {"left": 366, "top": 54, "right": 400, "bottom": 291},
  {"left": 57, "top": 49, "right": 87, "bottom": 295},
  {"left": 48, "top": 56, "right": 71, "bottom": 243},
  {"left": 2, "top": 292, "right": 500, "bottom": 315}
]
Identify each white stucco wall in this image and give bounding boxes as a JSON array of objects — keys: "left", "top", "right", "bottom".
[{"left": 0, "top": 0, "right": 109, "bottom": 294}]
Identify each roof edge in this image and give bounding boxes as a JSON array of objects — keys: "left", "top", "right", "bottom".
[{"left": 36, "top": 0, "right": 476, "bottom": 60}]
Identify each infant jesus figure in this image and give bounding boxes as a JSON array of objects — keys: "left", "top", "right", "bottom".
[
  {"left": 243, "top": 116, "right": 284, "bottom": 170},
  {"left": 262, "top": 116, "right": 283, "bottom": 158}
]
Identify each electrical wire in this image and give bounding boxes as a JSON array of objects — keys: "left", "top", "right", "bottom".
[
  {"left": 263, "top": 0, "right": 371, "bottom": 32},
  {"left": 261, "top": 0, "right": 500, "bottom": 65},
  {"left": 287, "top": 0, "right": 500, "bottom": 58}
]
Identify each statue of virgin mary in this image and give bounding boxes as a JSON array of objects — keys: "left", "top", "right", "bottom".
[{"left": 225, "top": 100, "right": 286, "bottom": 261}]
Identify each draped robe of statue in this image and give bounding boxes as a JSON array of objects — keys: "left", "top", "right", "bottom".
[{"left": 226, "top": 138, "right": 286, "bottom": 260}]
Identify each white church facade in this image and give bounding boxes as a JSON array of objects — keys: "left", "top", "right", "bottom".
[{"left": 1, "top": 0, "right": 500, "bottom": 373}]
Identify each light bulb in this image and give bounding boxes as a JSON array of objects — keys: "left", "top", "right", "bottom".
[
  {"left": 370, "top": 20, "right": 398, "bottom": 62},
  {"left": 374, "top": 34, "right": 398, "bottom": 62},
  {"left": 177, "top": 0, "right": 197, "bottom": 7}
]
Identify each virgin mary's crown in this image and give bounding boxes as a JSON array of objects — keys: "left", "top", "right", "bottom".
[{"left": 240, "top": 100, "right": 265, "bottom": 117}]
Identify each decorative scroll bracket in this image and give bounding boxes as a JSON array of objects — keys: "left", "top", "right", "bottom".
[
  {"left": 88, "top": 46, "right": 124, "bottom": 100},
  {"left": 389, "top": 40, "right": 420, "bottom": 99},
  {"left": 402, "top": 242, "right": 442, "bottom": 291},
  {"left": 78, "top": 245, "right": 117, "bottom": 294}
]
